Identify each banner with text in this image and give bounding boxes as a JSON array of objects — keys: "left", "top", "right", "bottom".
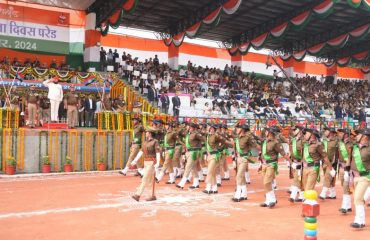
[{"left": 0, "top": 4, "right": 70, "bottom": 55}]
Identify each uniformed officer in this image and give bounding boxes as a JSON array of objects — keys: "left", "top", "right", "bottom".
[
  {"left": 156, "top": 122, "right": 181, "bottom": 184},
  {"left": 232, "top": 124, "right": 259, "bottom": 202},
  {"left": 119, "top": 114, "right": 144, "bottom": 176},
  {"left": 173, "top": 122, "right": 186, "bottom": 178},
  {"left": 336, "top": 128, "right": 353, "bottom": 214},
  {"left": 64, "top": 85, "right": 79, "bottom": 129},
  {"left": 176, "top": 122, "right": 204, "bottom": 189},
  {"left": 131, "top": 127, "right": 161, "bottom": 202},
  {"left": 203, "top": 123, "right": 230, "bottom": 194},
  {"left": 260, "top": 127, "right": 289, "bottom": 208},
  {"left": 301, "top": 129, "right": 334, "bottom": 200},
  {"left": 27, "top": 85, "right": 38, "bottom": 128},
  {"left": 288, "top": 125, "right": 305, "bottom": 202},
  {"left": 350, "top": 129, "right": 370, "bottom": 228},
  {"left": 319, "top": 127, "right": 339, "bottom": 200}
]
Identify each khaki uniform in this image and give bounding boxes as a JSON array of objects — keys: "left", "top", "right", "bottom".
[
  {"left": 135, "top": 138, "right": 160, "bottom": 197},
  {"left": 302, "top": 141, "right": 327, "bottom": 191},
  {"left": 157, "top": 130, "right": 178, "bottom": 182},
  {"left": 350, "top": 143, "right": 370, "bottom": 226},
  {"left": 289, "top": 136, "right": 304, "bottom": 201},
  {"left": 177, "top": 131, "right": 203, "bottom": 188},
  {"left": 65, "top": 92, "right": 78, "bottom": 128},
  {"left": 173, "top": 127, "right": 186, "bottom": 169},
  {"left": 204, "top": 133, "right": 226, "bottom": 192},
  {"left": 338, "top": 139, "right": 353, "bottom": 212},
  {"left": 322, "top": 138, "right": 338, "bottom": 188},
  {"left": 27, "top": 92, "right": 38, "bottom": 127},
  {"left": 126, "top": 124, "right": 145, "bottom": 169}
]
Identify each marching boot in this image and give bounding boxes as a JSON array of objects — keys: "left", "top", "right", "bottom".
[
  {"left": 289, "top": 186, "right": 299, "bottom": 203},
  {"left": 319, "top": 187, "right": 329, "bottom": 200},
  {"left": 296, "top": 191, "right": 304, "bottom": 202},
  {"left": 245, "top": 172, "right": 251, "bottom": 184},
  {"left": 146, "top": 195, "right": 157, "bottom": 201},
  {"left": 198, "top": 171, "right": 205, "bottom": 182},
  {"left": 269, "top": 191, "right": 277, "bottom": 208},
  {"left": 137, "top": 168, "right": 144, "bottom": 177},
  {"left": 131, "top": 195, "right": 140, "bottom": 202},
  {"left": 203, "top": 184, "right": 212, "bottom": 194},
  {"left": 176, "top": 177, "right": 186, "bottom": 189},
  {"left": 189, "top": 178, "right": 200, "bottom": 189},
  {"left": 211, "top": 184, "right": 218, "bottom": 194},
  {"left": 216, "top": 175, "right": 222, "bottom": 187},
  {"left": 156, "top": 172, "right": 164, "bottom": 183},
  {"left": 328, "top": 187, "right": 337, "bottom": 199},
  {"left": 119, "top": 167, "right": 129, "bottom": 176},
  {"left": 260, "top": 192, "right": 270, "bottom": 207},
  {"left": 240, "top": 185, "right": 248, "bottom": 201},
  {"left": 339, "top": 194, "right": 352, "bottom": 214},
  {"left": 232, "top": 185, "right": 241, "bottom": 202},
  {"left": 166, "top": 173, "right": 175, "bottom": 184},
  {"left": 223, "top": 171, "right": 230, "bottom": 180},
  {"left": 351, "top": 205, "right": 365, "bottom": 228}
]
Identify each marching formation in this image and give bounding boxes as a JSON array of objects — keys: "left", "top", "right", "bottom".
[{"left": 119, "top": 117, "right": 370, "bottom": 229}]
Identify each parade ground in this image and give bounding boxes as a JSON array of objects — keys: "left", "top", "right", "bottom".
[{"left": 0, "top": 166, "right": 368, "bottom": 240}]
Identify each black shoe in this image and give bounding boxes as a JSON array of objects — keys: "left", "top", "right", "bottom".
[
  {"left": 189, "top": 185, "right": 199, "bottom": 189},
  {"left": 155, "top": 178, "right": 160, "bottom": 183},
  {"left": 327, "top": 196, "right": 337, "bottom": 200},
  {"left": 119, "top": 171, "right": 126, "bottom": 176},
  {"left": 222, "top": 178, "right": 230, "bottom": 181},
  {"left": 217, "top": 183, "right": 221, "bottom": 187},
  {"left": 247, "top": 182, "right": 251, "bottom": 185},
  {"left": 240, "top": 197, "right": 248, "bottom": 201},
  {"left": 203, "top": 190, "right": 211, "bottom": 194},
  {"left": 268, "top": 202, "right": 276, "bottom": 208},
  {"left": 347, "top": 208, "right": 352, "bottom": 212},
  {"left": 339, "top": 208, "right": 348, "bottom": 214},
  {"left": 199, "top": 179, "right": 205, "bottom": 182},
  {"left": 350, "top": 223, "right": 365, "bottom": 228},
  {"left": 203, "top": 173, "right": 207, "bottom": 176},
  {"left": 260, "top": 203, "right": 268, "bottom": 207},
  {"left": 368, "top": 203, "right": 370, "bottom": 207},
  {"left": 295, "top": 199, "right": 303, "bottom": 202},
  {"left": 232, "top": 198, "right": 240, "bottom": 202},
  {"left": 166, "top": 181, "right": 175, "bottom": 184},
  {"left": 210, "top": 191, "right": 218, "bottom": 194},
  {"left": 319, "top": 196, "right": 326, "bottom": 200},
  {"left": 273, "top": 186, "right": 277, "bottom": 190},
  {"left": 289, "top": 198, "right": 295, "bottom": 203},
  {"left": 176, "top": 185, "right": 184, "bottom": 189},
  {"left": 287, "top": 190, "right": 292, "bottom": 194},
  {"left": 186, "top": 180, "right": 191, "bottom": 183}
]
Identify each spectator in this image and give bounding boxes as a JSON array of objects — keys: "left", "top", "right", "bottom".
[
  {"left": 172, "top": 92, "right": 181, "bottom": 118},
  {"left": 84, "top": 94, "right": 96, "bottom": 127},
  {"left": 160, "top": 90, "right": 170, "bottom": 114},
  {"left": 100, "top": 47, "right": 107, "bottom": 71}
]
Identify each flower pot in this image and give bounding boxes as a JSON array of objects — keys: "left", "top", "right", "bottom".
[
  {"left": 64, "top": 164, "right": 73, "bottom": 172},
  {"left": 5, "top": 165, "right": 16, "bottom": 175},
  {"left": 42, "top": 164, "right": 51, "bottom": 173},
  {"left": 97, "top": 163, "right": 106, "bottom": 171}
]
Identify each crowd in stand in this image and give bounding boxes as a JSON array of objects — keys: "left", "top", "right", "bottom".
[{"left": 0, "top": 48, "right": 369, "bottom": 128}]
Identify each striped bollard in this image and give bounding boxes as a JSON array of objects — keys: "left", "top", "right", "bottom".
[{"left": 302, "top": 190, "right": 320, "bottom": 240}]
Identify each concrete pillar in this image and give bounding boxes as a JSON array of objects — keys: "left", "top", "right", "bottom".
[
  {"left": 84, "top": 13, "right": 101, "bottom": 70},
  {"left": 168, "top": 44, "right": 179, "bottom": 70}
]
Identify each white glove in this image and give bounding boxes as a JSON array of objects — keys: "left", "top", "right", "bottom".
[
  {"left": 291, "top": 162, "right": 298, "bottom": 169},
  {"left": 344, "top": 171, "right": 349, "bottom": 182},
  {"left": 329, "top": 169, "right": 336, "bottom": 178},
  {"left": 155, "top": 153, "right": 161, "bottom": 168},
  {"left": 297, "top": 169, "right": 302, "bottom": 177},
  {"left": 130, "top": 151, "right": 143, "bottom": 166}
]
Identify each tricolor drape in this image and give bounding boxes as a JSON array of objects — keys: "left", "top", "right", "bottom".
[
  {"left": 322, "top": 50, "right": 369, "bottom": 67},
  {"left": 164, "top": 0, "right": 242, "bottom": 47},
  {"left": 279, "top": 23, "right": 370, "bottom": 62},
  {"left": 347, "top": 0, "right": 370, "bottom": 11},
  {"left": 228, "top": 0, "right": 340, "bottom": 56},
  {"left": 99, "top": 0, "right": 139, "bottom": 36}
]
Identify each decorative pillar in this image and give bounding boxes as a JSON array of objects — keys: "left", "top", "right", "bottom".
[
  {"left": 84, "top": 13, "right": 102, "bottom": 70},
  {"left": 168, "top": 44, "right": 179, "bottom": 70},
  {"left": 302, "top": 190, "right": 320, "bottom": 240}
]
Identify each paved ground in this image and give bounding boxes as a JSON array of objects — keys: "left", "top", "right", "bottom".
[{"left": 0, "top": 168, "right": 368, "bottom": 240}]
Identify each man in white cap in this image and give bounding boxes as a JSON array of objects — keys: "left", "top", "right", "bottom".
[{"left": 43, "top": 76, "right": 63, "bottom": 122}]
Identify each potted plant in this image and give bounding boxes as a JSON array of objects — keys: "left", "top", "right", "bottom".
[
  {"left": 5, "top": 156, "right": 16, "bottom": 175},
  {"left": 42, "top": 155, "right": 51, "bottom": 173},
  {"left": 97, "top": 157, "right": 106, "bottom": 171},
  {"left": 64, "top": 156, "right": 73, "bottom": 172}
]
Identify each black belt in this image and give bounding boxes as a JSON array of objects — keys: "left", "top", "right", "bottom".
[
  {"left": 188, "top": 148, "right": 201, "bottom": 151},
  {"left": 307, "top": 162, "right": 320, "bottom": 167},
  {"left": 209, "top": 151, "right": 220, "bottom": 155}
]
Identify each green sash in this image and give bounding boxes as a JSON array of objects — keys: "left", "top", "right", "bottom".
[
  {"left": 164, "top": 134, "right": 174, "bottom": 159},
  {"left": 323, "top": 139, "right": 328, "bottom": 152},
  {"left": 304, "top": 143, "right": 320, "bottom": 182},
  {"left": 262, "top": 140, "right": 278, "bottom": 174},
  {"left": 353, "top": 144, "right": 370, "bottom": 179},
  {"left": 207, "top": 135, "right": 221, "bottom": 161},
  {"left": 133, "top": 131, "right": 141, "bottom": 145},
  {"left": 339, "top": 141, "right": 349, "bottom": 163},
  {"left": 292, "top": 138, "right": 302, "bottom": 160},
  {"left": 235, "top": 138, "right": 254, "bottom": 163}
]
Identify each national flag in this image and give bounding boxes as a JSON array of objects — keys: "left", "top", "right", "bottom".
[
  {"left": 105, "top": 76, "right": 113, "bottom": 86},
  {"left": 15, "top": 72, "right": 25, "bottom": 82},
  {"left": 84, "top": 76, "right": 96, "bottom": 86}
]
